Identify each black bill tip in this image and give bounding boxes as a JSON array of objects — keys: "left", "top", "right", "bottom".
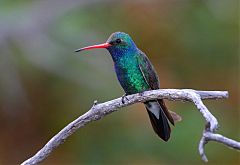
[{"left": 74, "top": 48, "right": 83, "bottom": 52}]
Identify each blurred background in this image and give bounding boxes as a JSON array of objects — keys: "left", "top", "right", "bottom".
[{"left": 0, "top": 0, "right": 239, "bottom": 164}]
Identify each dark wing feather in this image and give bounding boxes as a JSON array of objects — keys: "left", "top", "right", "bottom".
[
  {"left": 137, "top": 49, "right": 174, "bottom": 125},
  {"left": 137, "top": 49, "right": 160, "bottom": 90}
]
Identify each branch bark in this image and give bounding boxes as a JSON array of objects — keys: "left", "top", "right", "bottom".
[
  {"left": 21, "top": 89, "right": 239, "bottom": 165},
  {"left": 199, "top": 126, "right": 240, "bottom": 162}
]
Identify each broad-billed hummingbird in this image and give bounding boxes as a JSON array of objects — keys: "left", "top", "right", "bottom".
[{"left": 75, "top": 32, "right": 180, "bottom": 141}]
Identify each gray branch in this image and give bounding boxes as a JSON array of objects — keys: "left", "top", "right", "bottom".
[
  {"left": 21, "top": 89, "right": 239, "bottom": 165},
  {"left": 199, "top": 127, "right": 240, "bottom": 162}
]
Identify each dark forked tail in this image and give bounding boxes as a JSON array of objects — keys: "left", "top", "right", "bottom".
[{"left": 144, "top": 99, "right": 174, "bottom": 141}]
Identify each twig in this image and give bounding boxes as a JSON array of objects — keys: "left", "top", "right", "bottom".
[
  {"left": 21, "top": 89, "right": 239, "bottom": 165},
  {"left": 199, "top": 126, "right": 240, "bottom": 162}
]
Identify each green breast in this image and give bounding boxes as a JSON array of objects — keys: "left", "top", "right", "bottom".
[{"left": 115, "top": 55, "right": 150, "bottom": 94}]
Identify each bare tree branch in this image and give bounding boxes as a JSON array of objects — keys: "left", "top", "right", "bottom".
[
  {"left": 199, "top": 126, "right": 240, "bottom": 162},
  {"left": 21, "top": 89, "right": 239, "bottom": 165}
]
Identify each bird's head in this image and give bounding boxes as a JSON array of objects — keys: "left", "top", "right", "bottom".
[{"left": 75, "top": 32, "right": 137, "bottom": 54}]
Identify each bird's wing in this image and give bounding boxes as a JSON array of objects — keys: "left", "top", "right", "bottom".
[
  {"left": 137, "top": 49, "right": 160, "bottom": 90},
  {"left": 137, "top": 49, "right": 179, "bottom": 125}
]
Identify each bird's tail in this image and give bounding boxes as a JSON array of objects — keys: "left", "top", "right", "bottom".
[{"left": 144, "top": 99, "right": 178, "bottom": 141}]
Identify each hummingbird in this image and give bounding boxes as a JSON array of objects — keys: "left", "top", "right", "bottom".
[{"left": 75, "top": 32, "right": 180, "bottom": 141}]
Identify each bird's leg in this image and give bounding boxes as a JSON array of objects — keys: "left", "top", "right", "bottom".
[
  {"left": 139, "top": 91, "right": 145, "bottom": 96},
  {"left": 121, "top": 93, "right": 129, "bottom": 104}
]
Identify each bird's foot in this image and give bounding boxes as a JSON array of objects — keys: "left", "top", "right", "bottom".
[
  {"left": 139, "top": 91, "right": 145, "bottom": 96},
  {"left": 121, "top": 94, "right": 129, "bottom": 104}
]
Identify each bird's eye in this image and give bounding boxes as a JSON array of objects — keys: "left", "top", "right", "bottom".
[{"left": 115, "top": 38, "right": 122, "bottom": 44}]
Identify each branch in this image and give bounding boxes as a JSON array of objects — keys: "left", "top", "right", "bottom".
[
  {"left": 199, "top": 126, "right": 240, "bottom": 162},
  {"left": 21, "top": 89, "right": 238, "bottom": 165}
]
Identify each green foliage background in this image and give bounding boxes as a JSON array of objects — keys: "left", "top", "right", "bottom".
[{"left": 0, "top": 0, "right": 239, "bottom": 164}]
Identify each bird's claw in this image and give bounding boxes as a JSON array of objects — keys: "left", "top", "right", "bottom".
[
  {"left": 121, "top": 94, "right": 129, "bottom": 104},
  {"left": 139, "top": 91, "right": 145, "bottom": 96}
]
